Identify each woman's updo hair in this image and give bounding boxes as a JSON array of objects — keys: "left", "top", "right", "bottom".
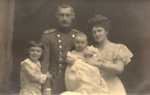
[{"left": 86, "top": 14, "right": 111, "bottom": 32}]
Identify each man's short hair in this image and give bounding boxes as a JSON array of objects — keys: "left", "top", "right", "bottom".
[{"left": 56, "top": 3, "right": 74, "bottom": 14}]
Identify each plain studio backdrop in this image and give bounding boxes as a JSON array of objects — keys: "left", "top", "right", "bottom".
[{"left": 12, "top": 0, "right": 150, "bottom": 94}]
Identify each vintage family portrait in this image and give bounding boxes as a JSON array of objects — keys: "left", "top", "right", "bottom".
[{"left": 0, "top": 0, "right": 150, "bottom": 95}]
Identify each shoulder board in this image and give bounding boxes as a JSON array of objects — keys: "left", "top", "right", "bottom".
[
  {"left": 43, "top": 29, "right": 56, "bottom": 34},
  {"left": 72, "top": 29, "right": 81, "bottom": 33}
]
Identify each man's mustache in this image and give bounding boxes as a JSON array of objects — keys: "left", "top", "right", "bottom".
[{"left": 61, "top": 21, "right": 68, "bottom": 24}]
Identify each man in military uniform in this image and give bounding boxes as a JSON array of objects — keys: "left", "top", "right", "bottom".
[{"left": 41, "top": 4, "right": 80, "bottom": 95}]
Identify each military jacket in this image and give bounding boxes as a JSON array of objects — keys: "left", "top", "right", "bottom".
[{"left": 41, "top": 27, "right": 80, "bottom": 94}]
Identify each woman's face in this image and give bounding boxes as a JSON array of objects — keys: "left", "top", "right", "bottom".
[{"left": 92, "top": 26, "right": 108, "bottom": 43}]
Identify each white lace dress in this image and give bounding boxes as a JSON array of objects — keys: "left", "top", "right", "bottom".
[
  {"left": 19, "top": 58, "right": 47, "bottom": 95},
  {"left": 61, "top": 46, "right": 108, "bottom": 95},
  {"left": 96, "top": 41, "right": 133, "bottom": 95}
]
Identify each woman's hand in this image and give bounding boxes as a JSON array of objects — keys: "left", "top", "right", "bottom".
[
  {"left": 66, "top": 57, "right": 76, "bottom": 65},
  {"left": 85, "top": 57, "right": 101, "bottom": 67}
]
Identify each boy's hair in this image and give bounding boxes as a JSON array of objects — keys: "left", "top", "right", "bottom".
[
  {"left": 27, "top": 40, "right": 44, "bottom": 50},
  {"left": 25, "top": 40, "right": 44, "bottom": 58},
  {"left": 74, "top": 32, "right": 88, "bottom": 41}
]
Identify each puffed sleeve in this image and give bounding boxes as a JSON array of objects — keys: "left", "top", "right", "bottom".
[
  {"left": 113, "top": 44, "right": 133, "bottom": 65},
  {"left": 21, "top": 62, "right": 47, "bottom": 84}
]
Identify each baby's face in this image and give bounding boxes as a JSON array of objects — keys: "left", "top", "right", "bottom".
[{"left": 74, "top": 36, "right": 88, "bottom": 51}]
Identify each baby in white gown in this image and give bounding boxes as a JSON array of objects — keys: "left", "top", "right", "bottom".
[{"left": 61, "top": 32, "right": 108, "bottom": 95}]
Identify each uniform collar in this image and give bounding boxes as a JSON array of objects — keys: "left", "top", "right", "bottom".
[{"left": 57, "top": 25, "right": 72, "bottom": 34}]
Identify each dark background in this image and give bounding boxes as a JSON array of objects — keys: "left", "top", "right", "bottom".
[{"left": 11, "top": 0, "right": 150, "bottom": 94}]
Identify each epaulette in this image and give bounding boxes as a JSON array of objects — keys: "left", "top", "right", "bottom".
[
  {"left": 43, "top": 29, "right": 56, "bottom": 34},
  {"left": 72, "top": 29, "right": 81, "bottom": 33}
]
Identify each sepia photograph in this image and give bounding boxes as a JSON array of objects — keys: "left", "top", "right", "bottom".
[{"left": 0, "top": 0, "right": 150, "bottom": 95}]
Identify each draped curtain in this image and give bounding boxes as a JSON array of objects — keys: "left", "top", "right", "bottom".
[{"left": 0, "top": 0, "right": 15, "bottom": 94}]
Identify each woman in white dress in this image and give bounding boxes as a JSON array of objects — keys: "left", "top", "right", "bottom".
[{"left": 86, "top": 14, "right": 133, "bottom": 95}]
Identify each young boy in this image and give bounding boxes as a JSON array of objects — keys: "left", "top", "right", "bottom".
[{"left": 19, "top": 40, "right": 52, "bottom": 95}]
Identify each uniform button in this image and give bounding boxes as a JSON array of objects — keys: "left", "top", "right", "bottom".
[
  {"left": 59, "top": 70, "right": 62, "bottom": 72},
  {"left": 57, "top": 34, "right": 60, "bottom": 37},
  {"left": 58, "top": 40, "right": 61, "bottom": 43},
  {"left": 59, "top": 58, "right": 62, "bottom": 61},
  {"left": 59, "top": 64, "right": 62, "bottom": 67},
  {"left": 59, "top": 52, "right": 62, "bottom": 54},
  {"left": 72, "top": 34, "right": 75, "bottom": 37},
  {"left": 59, "top": 45, "right": 62, "bottom": 49}
]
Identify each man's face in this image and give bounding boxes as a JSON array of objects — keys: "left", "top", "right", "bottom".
[{"left": 56, "top": 7, "right": 75, "bottom": 28}]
